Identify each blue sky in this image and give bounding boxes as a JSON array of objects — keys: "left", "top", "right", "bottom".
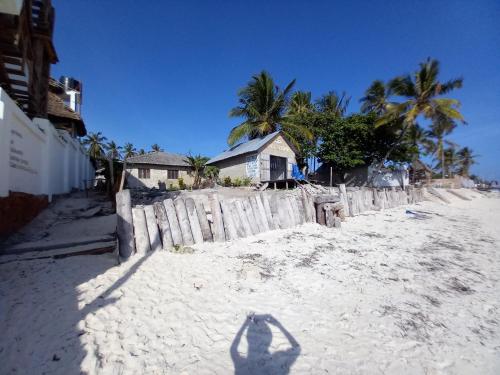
[{"left": 52, "top": 0, "right": 500, "bottom": 180}]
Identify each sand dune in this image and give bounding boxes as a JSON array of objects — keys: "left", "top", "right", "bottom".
[{"left": 1, "top": 192, "right": 499, "bottom": 374}]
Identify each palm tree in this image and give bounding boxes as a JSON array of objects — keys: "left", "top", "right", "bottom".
[
  {"left": 373, "top": 58, "right": 465, "bottom": 172},
  {"left": 138, "top": 148, "right": 146, "bottom": 155},
  {"left": 105, "top": 141, "right": 122, "bottom": 160},
  {"left": 123, "top": 143, "right": 136, "bottom": 159},
  {"left": 151, "top": 144, "right": 162, "bottom": 152},
  {"left": 83, "top": 132, "right": 107, "bottom": 159},
  {"left": 185, "top": 154, "right": 210, "bottom": 189},
  {"left": 360, "top": 80, "right": 391, "bottom": 115},
  {"left": 316, "top": 91, "right": 350, "bottom": 117},
  {"left": 456, "top": 147, "right": 478, "bottom": 177},
  {"left": 435, "top": 145, "right": 460, "bottom": 177},
  {"left": 228, "top": 71, "right": 311, "bottom": 146},
  {"left": 288, "top": 91, "right": 314, "bottom": 115},
  {"left": 406, "top": 123, "right": 432, "bottom": 159},
  {"left": 427, "top": 116, "right": 457, "bottom": 178}
]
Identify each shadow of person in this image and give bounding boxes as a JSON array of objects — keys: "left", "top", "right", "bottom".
[{"left": 231, "top": 314, "right": 300, "bottom": 375}]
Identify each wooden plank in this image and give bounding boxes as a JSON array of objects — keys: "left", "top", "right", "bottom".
[
  {"left": 234, "top": 199, "right": 253, "bottom": 237},
  {"left": 153, "top": 202, "right": 174, "bottom": 250},
  {"left": 255, "top": 194, "right": 270, "bottom": 232},
  {"left": 338, "top": 184, "right": 350, "bottom": 217},
  {"left": 250, "top": 196, "right": 269, "bottom": 232},
  {"left": 300, "top": 189, "right": 313, "bottom": 223},
  {"left": 144, "top": 205, "right": 162, "bottom": 251},
  {"left": 242, "top": 198, "right": 259, "bottom": 235},
  {"left": 132, "top": 207, "right": 151, "bottom": 255},
  {"left": 266, "top": 193, "right": 282, "bottom": 229},
  {"left": 174, "top": 198, "right": 194, "bottom": 245},
  {"left": 229, "top": 200, "right": 247, "bottom": 238},
  {"left": 220, "top": 199, "right": 239, "bottom": 240},
  {"left": 185, "top": 198, "right": 204, "bottom": 244},
  {"left": 194, "top": 200, "right": 213, "bottom": 242},
  {"left": 277, "top": 195, "right": 292, "bottom": 229},
  {"left": 287, "top": 195, "right": 302, "bottom": 225},
  {"left": 294, "top": 194, "right": 306, "bottom": 224},
  {"left": 208, "top": 194, "right": 225, "bottom": 242},
  {"left": 115, "top": 190, "right": 135, "bottom": 259},
  {"left": 260, "top": 193, "right": 276, "bottom": 230},
  {"left": 316, "top": 203, "right": 326, "bottom": 225},
  {"left": 163, "top": 199, "right": 183, "bottom": 246}
]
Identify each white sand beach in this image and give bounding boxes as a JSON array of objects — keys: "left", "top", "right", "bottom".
[{"left": 1, "top": 190, "right": 499, "bottom": 374}]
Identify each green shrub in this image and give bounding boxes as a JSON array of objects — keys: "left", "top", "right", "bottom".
[
  {"left": 232, "top": 177, "right": 242, "bottom": 187},
  {"left": 242, "top": 177, "right": 252, "bottom": 186},
  {"left": 178, "top": 177, "right": 186, "bottom": 190},
  {"left": 222, "top": 176, "right": 232, "bottom": 187}
]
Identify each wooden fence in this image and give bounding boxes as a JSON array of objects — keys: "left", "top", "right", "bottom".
[{"left": 116, "top": 185, "right": 425, "bottom": 259}]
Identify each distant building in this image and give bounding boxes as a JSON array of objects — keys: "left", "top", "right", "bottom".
[
  {"left": 206, "top": 131, "right": 297, "bottom": 184},
  {"left": 125, "top": 151, "right": 194, "bottom": 189}
]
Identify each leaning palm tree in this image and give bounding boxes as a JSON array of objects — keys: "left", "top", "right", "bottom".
[
  {"left": 360, "top": 80, "right": 392, "bottom": 116},
  {"left": 456, "top": 147, "right": 478, "bottom": 177},
  {"left": 373, "top": 58, "right": 465, "bottom": 171},
  {"left": 83, "top": 132, "right": 107, "bottom": 159},
  {"left": 105, "top": 141, "right": 122, "bottom": 160},
  {"left": 151, "top": 144, "right": 162, "bottom": 152},
  {"left": 185, "top": 154, "right": 210, "bottom": 189},
  {"left": 123, "top": 143, "right": 136, "bottom": 159},
  {"left": 316, "top": 91, "right": 350, "bottom": 117},
  {"left": 228, "top": 71, "right": 312, "bottom": 146}
]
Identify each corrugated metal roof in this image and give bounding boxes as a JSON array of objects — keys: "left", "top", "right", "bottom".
[
  {"left": 126, "top": 151, "right": 190, "bottom": 167},
  {"left": 207, "top": 131, "right": 282, "bottom": 164}
]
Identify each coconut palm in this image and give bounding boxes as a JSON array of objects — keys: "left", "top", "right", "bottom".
[
  {"left": 288, "top": 91, "right": 314, "bottom": 115},
  {"left": 105, "top": 141, "right": 122, "bottom": 160},
  {"left": 83, "top": 132, "right": 107, "bottom": 159},
  {"left": 456, "top": 147, "right": 478, "bottom": 177},
  {"left": 123, "top": 143, "right": 136, "bottom": 159},
  {"left": 138, "top": 148, "right": 146, "bottom": 155},
  {"left": 373, "top": 58, "right": 464, "bottom": 172},
  {"left": 228, "top": 71, "right": 312, "bottom": 146},
  {"left": 316, "top": 91, "right": 350, "bottom": 117},
  {"left": 427, "top": 115, "right": 457, "bottom": 178},
  {"left": 435, "top": 145, "right": 460, "bottom": 177},
  {"left": 151, "top": 144, "right": 162, "bottom": 152},
  {"left": 185, "top": 154, "right": 210, "bottom": 189},
  {"left": 360, "top": 80, "right": 392, "bottom": 115}
]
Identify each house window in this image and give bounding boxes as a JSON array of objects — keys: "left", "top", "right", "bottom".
[
  {"left": 138, "top": 168, "right": 150, "bottom": 179},
  {"left": 167, "top": 170, "right": 179, "bottom": 179}
]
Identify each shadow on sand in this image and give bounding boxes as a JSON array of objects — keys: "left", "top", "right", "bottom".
[{"left": 231, "top": 314, "right": 301, "bottom": 375}]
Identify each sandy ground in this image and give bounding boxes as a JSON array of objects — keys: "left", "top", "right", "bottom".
[{"left": 1, "top": 191, "right": 499, "bottom": 374}]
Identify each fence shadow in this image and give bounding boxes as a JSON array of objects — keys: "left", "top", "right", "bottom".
[{"left": 230, "top": 314, "right": 301, "bottom": 375}]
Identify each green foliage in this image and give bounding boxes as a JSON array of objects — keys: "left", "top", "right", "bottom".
[
  {"left": 204, "top": 165, "right": 219, "bottom": 180},
  {"left": 317, "top": 113, "right": 411, "bottom": 177},
  {"left": 184, "top": 154, "right": 210, "bottom": 189},
  {"left": 180, "top": 178, "right": 187, "bottom": 189},
  {"left": 151, "top": 144, "right": 162, "bottom": 152},
  {"left": 105, "top": 141, "right": 122, "bottom": 160},
  {"left": 83, "top": 132, "right": 107, "bottom": 159},
  {"left": 232, "top": 177, "right": 243, "bottom": 187},
  {"left": 242, "top": 177, "right": 252, "bottom": 186},
  {"left": 222, "top": 176, "right": 232, "bottom": 187},
  {"left": 123, "top": 143, "right": 136, "bottom": 159}
]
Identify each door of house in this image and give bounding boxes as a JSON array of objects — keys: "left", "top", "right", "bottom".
[{"left": 270, "top": 155, "right": 287, "bottom": 180}]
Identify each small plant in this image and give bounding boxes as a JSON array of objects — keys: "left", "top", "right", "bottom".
[
  {"left": 232, "top": 177, "right": 243, "bottom": 187},
  {"left": 178, "top": 177, "right": 186, "bottom": 190},
  {"left": 169, "top": 183, "right": 179, "bottom": 191},
  {"left": 242, "top": 177, "right": 252, "bottom": 186},
  {"left": 223, "top": 176, "right": 232, "bottom": 187}
]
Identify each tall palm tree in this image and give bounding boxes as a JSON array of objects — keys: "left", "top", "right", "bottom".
[
  {"left": 228, "top": 71, "right": 311, "bottom": 146},
  {"left": 151, "top": 144, "right": 162, "bottom": 152},
  {"left": 360, "top": 80, "right": 391, "bottom": 115},
  {"left": 374, "top": 58, "right": 465, "bottom": 171},
  {"left": 427, "top": 115, "right": 457, "bottom": 178},
  {"left": 456, "top": 147, "right": 478, "bottom": 177},
  {"left": 435, "top": 145, "right": 460, "bottom": 178},
  {"left": 83, "top": 132, "right": 107, "bottom": 159},
  {"left": 288, "top": 91, "right": 314, "bottom": 115},
  {"left": 105, "top": 141, "right": 122, "bottom": 160},
  {"left": 138, "top": 148, "right": 146, "bottom": 155},
  {"left": 185, "top": 154, "right": 210, "bottom": 189},
  {"left": 316, "top": 91, "right": 350, "bottom": 117},
  {"left": 123, "top": 143, "right": 136, "bottom": 159},
  {"left": 406, "top": 123, "right": 432, "bottom": 159}
]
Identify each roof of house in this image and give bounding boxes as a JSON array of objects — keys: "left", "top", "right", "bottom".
[
  {"left": 125, "top": 151, "right": 190, "bottom": 167},
  {"left": 412, "top": 159, "right": 433, "bottom": 173},
  {"left": 207, "top": 131, "right": 294, "bottom": 164},
  {"left": 47, "top": 91, "right": 87, "bottom": 136}
]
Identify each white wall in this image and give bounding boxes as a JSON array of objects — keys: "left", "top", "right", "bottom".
[
  {"left": 368, "top": 166, "right": 409, "bottom": 188},
  {"left": 0, "top": 88, "right": 94, "bottom": 198}
]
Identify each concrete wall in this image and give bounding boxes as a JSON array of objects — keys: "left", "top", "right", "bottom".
[
  {"left": 214, "top": 154, "right": 259, "bottom": 183},
  {"left": 126, "top": 165, "right": 195, "bottom": 189},
  {"left": 0, "top": 88, "right": 94, "bottom": 199}
]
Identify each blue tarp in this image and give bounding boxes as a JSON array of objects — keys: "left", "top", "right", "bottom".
[{"left": 292, "top": 164, "right": 305, "bottom": 180}]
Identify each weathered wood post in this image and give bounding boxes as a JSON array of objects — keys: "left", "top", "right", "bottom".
[
  {"left": 185, "top": 198, "right": 204, "bottom": 244},
  {"left": 144, "top": 205, "right": 162, "bottom": 251},
  {"left": 194, "top": 200, "right": 213, "bottom": 242},
  {"left": 116, "top": 189, "right": 135, "bottom": 259},
  {"left": 163, "top": 199, "right": 184, "bottom": 246},
  {"left": 208, "top": 193, "right": 225, "bottom": 242},
  {"left": 220, "top": 199, "right": 239, "bottom": 240},
  {"left": 242, "top": 198, "right": 259, "bottom": 235},
  {"left": 234, "top": 199, "right": 253, "bottom": 237},
  {"left": 260, "top": 193, "right": 276, "bottom": 230},
  {"left": 153, "top": 201, "right": 174, "bottom": 250},
  {"left": 174, "top": 198, "right": 195, "bottom": 245},
  {"left": 132, "top": 207, "right": 151, "bottom": 255}
]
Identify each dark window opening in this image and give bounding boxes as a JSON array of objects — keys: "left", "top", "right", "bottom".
[
  {"left": 138, "top": 168, "right": 150, "bottom": 179},
  {"left": 167, "top": 170, "right": 179, "bottom": 179}
]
